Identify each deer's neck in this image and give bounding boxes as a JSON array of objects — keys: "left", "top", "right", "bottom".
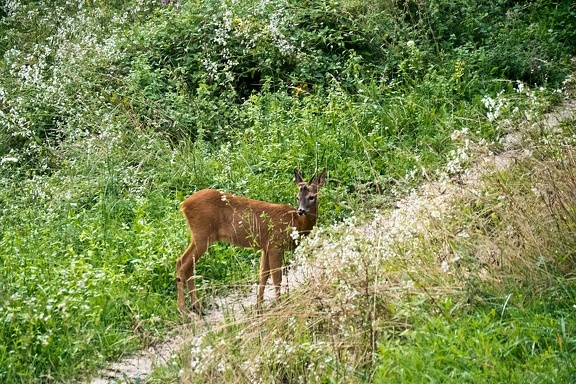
[{"left": 295, "top": 208, "right": 318, "bottom": 235}]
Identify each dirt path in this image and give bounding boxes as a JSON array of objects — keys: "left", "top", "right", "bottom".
[
  {"left": 88, "top": 99, "right": 575, "bottom": 383},
  {"left": 89, "top": 266, "right": 311, "bottom": 383}
]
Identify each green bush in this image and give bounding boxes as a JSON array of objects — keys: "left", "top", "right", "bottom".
[{"left": 1, "top": 0, "right": 575, "bottom": 381}]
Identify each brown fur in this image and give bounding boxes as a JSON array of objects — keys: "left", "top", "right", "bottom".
[{"left": 176, "top": 169, "right": 326, "bottom": 314}]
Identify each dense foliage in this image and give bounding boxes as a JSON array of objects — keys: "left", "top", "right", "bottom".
[{"left": 0, "top": 0, "right": 575, "bottom": 382}]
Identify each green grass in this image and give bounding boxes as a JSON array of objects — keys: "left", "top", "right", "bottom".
[
  {"left": 377, "top": 302, "right": 576, "bottom": 383},
  {"left": 1, "top": 0, "right": 575, "bottom": 382}
]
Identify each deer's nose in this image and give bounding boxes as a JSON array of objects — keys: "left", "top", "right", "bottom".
[{"left": 297, "top": 208, "right": 306, "bottom": 216}]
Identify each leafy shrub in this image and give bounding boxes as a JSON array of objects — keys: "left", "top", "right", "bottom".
[{"left": 126, "top": 0, "right": 390, "bottom": 97}]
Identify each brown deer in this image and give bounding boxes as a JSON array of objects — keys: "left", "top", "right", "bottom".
[{"left": 176, "top": 169, "right": 326, "bottom": 314}]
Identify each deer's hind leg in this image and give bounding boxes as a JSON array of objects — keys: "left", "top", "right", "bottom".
[
  {"left": 268, "top": 249, "right": 283, "bottom": 301},
  {"left": 177, "top": 237, "right": 209, "bottom": 315},
  {"left": 257, "top": 249, "right": 270, "bottom": 310}
]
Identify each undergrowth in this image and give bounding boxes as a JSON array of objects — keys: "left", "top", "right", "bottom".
[{"left": 1, "top": 0, "right": 575, "bottom": 382}]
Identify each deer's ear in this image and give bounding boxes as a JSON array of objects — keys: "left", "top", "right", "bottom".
[
  {"left": 314, "top": 168, "right": 327, "bottom": 187},
  {"left": 294, "top": 169, "right": 304, "bottom": 184}
]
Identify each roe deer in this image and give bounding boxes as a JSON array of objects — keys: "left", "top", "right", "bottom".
[{"left": 176, "top": 169, "right": 326, "bottom": 314}]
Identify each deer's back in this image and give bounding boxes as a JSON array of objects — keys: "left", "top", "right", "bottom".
[{"left": 182, "top": 189, "right": 297, "bottom": 250}]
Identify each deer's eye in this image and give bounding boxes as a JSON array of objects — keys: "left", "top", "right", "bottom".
[{"left": 309, "top": 196, "right": 315, "bottom": 201}]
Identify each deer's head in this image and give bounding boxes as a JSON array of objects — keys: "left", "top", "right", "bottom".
[{"left": 295, "top": 169, "right": 326, "bottom": 216}]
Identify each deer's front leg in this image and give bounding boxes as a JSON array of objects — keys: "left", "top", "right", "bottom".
[{"left": 269, "top": 249, "right": 283, "bottom": 301}]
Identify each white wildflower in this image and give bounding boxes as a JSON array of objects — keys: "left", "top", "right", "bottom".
[
  {"left": 290, "top": 227, "right": 300, "bottom": 241},
  {"left": 441, "top": 260, "right": 449, "bottom": 273},
  {"left": 1, "top": 157, "right": 18, "bottom": 164}
]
